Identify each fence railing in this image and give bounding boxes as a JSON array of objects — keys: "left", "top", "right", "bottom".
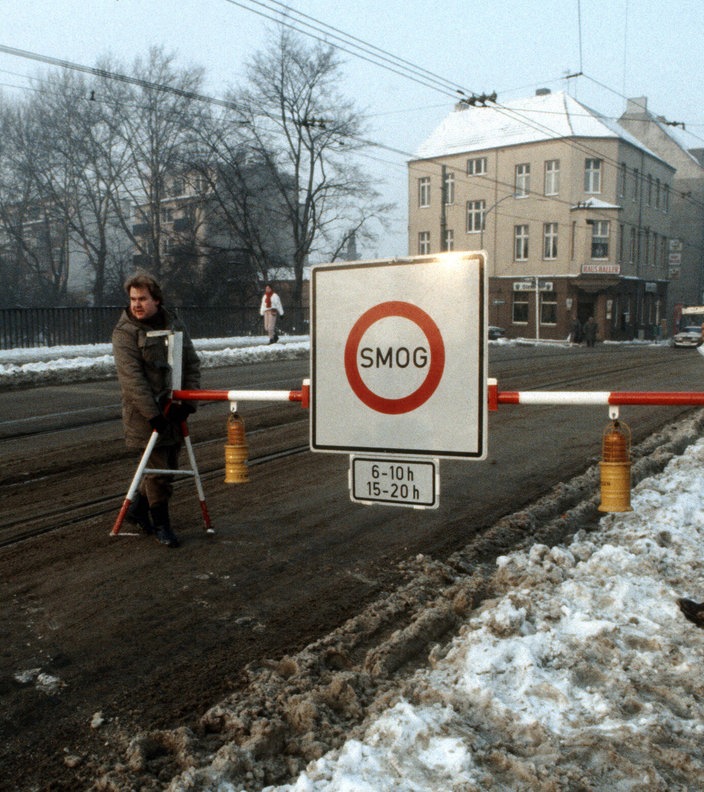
[{"left": 0, "top": 306, "right": 309, "bottom": 350}]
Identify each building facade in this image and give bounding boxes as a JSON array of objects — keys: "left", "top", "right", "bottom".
[
  {"left": 618, "top": 96, "right": 704, "bottom": 329},
  {"left": 131, "top": 164, "right": 297, "bottom": 305},
  {"left": 408, "top": 90, "right": 677, "bottom": 341}
]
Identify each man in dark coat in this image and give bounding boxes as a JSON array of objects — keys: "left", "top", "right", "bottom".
[{"left": 112, "top": 273, "right": 200, "bottom": 547}]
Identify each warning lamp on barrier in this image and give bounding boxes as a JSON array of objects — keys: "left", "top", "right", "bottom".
[
  {"left": 224, "top": 410, "right": 249, "bottom": 484},
  {"left": 598, "top": 419, "right": 632, "bottom": 513}
]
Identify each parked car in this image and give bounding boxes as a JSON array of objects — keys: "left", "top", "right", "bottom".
[
  {"left": 488, "top": 325, "right": 506, "bottom": 340},
  {"left": 672, "top": 325, "right": 703, "bottom": 348}
]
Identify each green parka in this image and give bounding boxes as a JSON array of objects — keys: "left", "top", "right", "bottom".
[{"left": 112, "top": 307, "right": 201, "bottom": 450}]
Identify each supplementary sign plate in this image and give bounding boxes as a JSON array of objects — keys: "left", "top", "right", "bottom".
[{"left": 349, "top": 456, "right": 439, "bottom": 509}]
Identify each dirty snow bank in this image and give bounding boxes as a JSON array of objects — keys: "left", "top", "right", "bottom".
[
  {"left": 267, "top": 453, "right": 704, "bottom": 790},
  {"left": 164, "top": 414, "right": 704, "bottom": 792}
]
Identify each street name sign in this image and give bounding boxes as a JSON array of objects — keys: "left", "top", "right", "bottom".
[{"left": 311, "top": 252, "right": 487, "bottom": 459}]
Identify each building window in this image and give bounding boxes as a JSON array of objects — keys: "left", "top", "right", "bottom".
[
  {"left": 619, "top": 224, "right": 625, "bottom": 263},
  {"left": 418, "top": 231, "right": 430, "bottom": 254},
  {"left": 443, "top": 171, "right": 455, "bottom": 205},
  {"left": 633, "top": 168, "right": 640, "bottom": 202},
  {"left": 160, "top": 207, "right": 174, "bottom": 223},
  {"left": 543, "top": 222, "right": 558, "bottom": 259},
  {"left": 466, "top": 200, "right": 485, "bottom": 233},
  {"left": 655, "top": 178, "right": 660, "bottom": 209},
  {"left": 544, "top": 160, "right": 560, "bottom": 196},
  {"left": 646, "top": 174, "right": 653, "bottom": 206},
  {"left": 590, "top": 220, "right": 609, "bottom": 259},
  {"left": 443, "top": 229, "right": 454, "bottom": 251},
  {"left": 619, "top": 163, "right": 627, "bottom": 197},
  {"left": 512, "top": 292, "right": 529, "bottom": 324},
  {"left": 540, "top": 291, "right": 557, "bottom": 325},
  {"left": 418, "top": 177, "right": 431, "bottom": 208},
  {"left": 584, "top": 158, "right": 602, "bottom": 193},
  {"left": 515, "top": 163, "right": 530, "bottom": 197},
  {"left": 466, "top": 156, "right": 487, "bottom": 175},
  {"left": 644, "top": 229, "right": 651, "bottom": 266},
  {"left": 663, "top": 184, "right": 669, "bottom": 212},
  {"left": 193, "top": 173, "right": 208, "bottom": 194},
  {"left": 514, "top": 224, "right": 529, "bottom": 260}
]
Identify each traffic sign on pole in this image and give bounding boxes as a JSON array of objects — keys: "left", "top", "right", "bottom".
[{"left": 311, "top": 253, "right": 487, "bottom": 459}]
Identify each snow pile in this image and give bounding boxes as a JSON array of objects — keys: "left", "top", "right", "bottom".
[
  {"left": 245, "top": 441, "right": 704, "bottom": 791},
  {"left": 0, "top": 336, "right": 309, "bottom": 388}
]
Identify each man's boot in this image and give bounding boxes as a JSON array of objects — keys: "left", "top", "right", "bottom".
[
  {"left": 126, "top": 492, "right": 153, "bottom": 535},
  {"left": 149, "top": 502, "right": 180, "bottom": 548}
]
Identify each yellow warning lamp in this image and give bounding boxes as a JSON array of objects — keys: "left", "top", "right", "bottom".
[
  {"left": 224, "top": 409, "right": 249, "bottom": 484},
  {"left": 598, "top": 418, "right": 632, "bottom": 513}
]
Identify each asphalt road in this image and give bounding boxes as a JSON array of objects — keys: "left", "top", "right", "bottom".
[{"left": 1, "top": 341, "right": 703, "bottom": 791}]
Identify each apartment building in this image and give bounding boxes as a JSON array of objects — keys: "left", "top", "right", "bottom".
[
  {"left": 132, "top": 164, "right": 296, "bottom": 304},
  {"left": 408, "top": 90, "right": 676, "bottom": 341},
  {"left": 619, "top": 97, "right": 704, "bottom": 329}
]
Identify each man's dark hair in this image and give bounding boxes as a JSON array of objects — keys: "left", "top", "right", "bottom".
[{"left": 124, "top": 272, "right": 164, "bottom": 305}]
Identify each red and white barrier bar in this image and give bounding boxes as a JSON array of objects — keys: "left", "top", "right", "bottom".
[
  {"left": 174, "top": 379, "right": 704, "bottom": 412},
  {"left": 173, "top": 379, "right": 310, "bottom": 409},
  {"left": 488, "top": 379, "right": 704, "bottom": 410}
]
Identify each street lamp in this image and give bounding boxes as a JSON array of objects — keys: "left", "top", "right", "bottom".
[{"left": 479, "top": 192, "right": 515, "bottom": 249}]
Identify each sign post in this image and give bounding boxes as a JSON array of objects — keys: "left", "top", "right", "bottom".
[{"left": 310, "top": 253, "right": 487, "bottom": 507}]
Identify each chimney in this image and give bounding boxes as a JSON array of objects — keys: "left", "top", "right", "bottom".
[{"left": 626, "top": 96, "right": 648, "bottom": 116}]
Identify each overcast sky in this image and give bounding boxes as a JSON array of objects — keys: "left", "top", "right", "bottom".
[{"left": 1, "top": 0, "right": 703, "bottom": 258}]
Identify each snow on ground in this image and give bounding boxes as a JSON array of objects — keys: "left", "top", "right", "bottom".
[
  {"left": 0, "top": 336, "right": 310, "bottom": 388},
  {"left": 5, "top": 334, "right": 704, "bottom": 789},
  {"left": 235, "top": 439, "right": 704, "bottom": 792}
]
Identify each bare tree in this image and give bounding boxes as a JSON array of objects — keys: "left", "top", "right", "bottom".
[
  {"left": 0, "top": 99, "right": 71, "bottom": 305},
  {"left": 24, "top": 69, "right": 135, "bottom": 304},
  {"left": 104, "top": 47, "right": 209, "bottom": 292},
  {"left": 233, "top": 26, "right": 393, "bottom": 309},
  {"left": 187, "top": 112, "right": 298, "bottom": 298}
]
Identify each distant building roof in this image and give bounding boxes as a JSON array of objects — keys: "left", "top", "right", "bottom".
[
  {"left": 571, "top": 198, "right": 622, "bottom": 210},
  {"left": 412, "top": 90, "right": 667, "bottom": 165}
]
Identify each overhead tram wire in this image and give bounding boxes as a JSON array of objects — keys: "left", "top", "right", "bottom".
[
  {"left": 582, "top": 71, "right": 704, "bottom": 149},
  {"left": 0, "top": 43, "right": 243, "bottom": 113},
  {"left": 221, "top": 0, "right": 471, "bottom": 100},
  {"left": 226, "top": 0, "right": 704, "bottom": 215},
  {"left": 228, "top": 0, "right": 491, "bottom": 103}
]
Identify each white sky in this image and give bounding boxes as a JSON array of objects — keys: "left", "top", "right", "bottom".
[{"left": 1, "top": 0, "right": 703, "bottom": 257}]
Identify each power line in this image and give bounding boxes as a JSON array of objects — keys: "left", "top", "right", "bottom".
[
  {"left": 221, "top": 0, "right": 476, "bottom": 99},
  {"left": 223, "top": 0, "right": 704, "bottom": 213},
  {"left": 0, "top": 43, "right": 242, "bottom": 112}
]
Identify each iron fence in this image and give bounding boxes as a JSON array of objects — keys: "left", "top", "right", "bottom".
[{"left": 0, "top": 305, "right": 309, "bottom": 350}]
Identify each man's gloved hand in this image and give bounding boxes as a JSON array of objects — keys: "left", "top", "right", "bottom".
[
  {"left": 148, "top": 413, "right": 170, "bottom": 433},
  {"left": 167, "top": 403, "right": 195, "bottom": 424}
]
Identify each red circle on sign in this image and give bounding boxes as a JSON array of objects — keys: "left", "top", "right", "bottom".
[{"left": 344, "top": 301, "right": 445, "bottom": 415}]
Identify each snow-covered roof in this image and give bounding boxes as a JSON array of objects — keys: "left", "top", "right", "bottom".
[
  {"left": 650, "top": 116, "right": 704, "bottom": 169},
  {"left": 412, "top": 90, "right": 666, "bottom": 164}
]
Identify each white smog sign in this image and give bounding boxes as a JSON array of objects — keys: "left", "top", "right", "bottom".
[{"left": 310, "top": 253, "right": 487, "bottom": 459}]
